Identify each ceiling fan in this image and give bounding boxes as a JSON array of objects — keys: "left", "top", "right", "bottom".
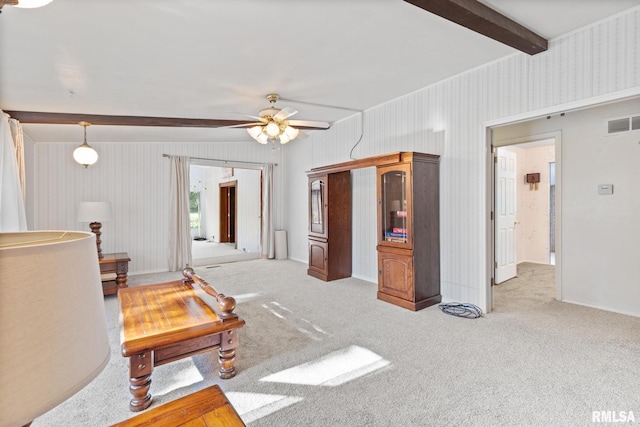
[
  {"left": 231, "top": 94, "right": 330, "bottom": 144},
  {"left": 4, "top": 93, "right": 331, "bottom": 144}
]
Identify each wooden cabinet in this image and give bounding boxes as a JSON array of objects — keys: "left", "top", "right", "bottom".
[
  {"left": 376, "top": 152, "right": 440, "bottom": 311},
  {"left": 307, "top": 171, "right": 351, "bottom": 281}
]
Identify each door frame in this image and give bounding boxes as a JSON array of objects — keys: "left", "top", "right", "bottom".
[
  {"left": 219, "top": 180, "right": 238, "bottom": 247},
  {"left": 483, "top": 87, "right": 640, "bottom": 314}
]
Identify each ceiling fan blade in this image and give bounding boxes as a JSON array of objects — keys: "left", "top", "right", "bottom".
[
  {"left": 288, "top": 119, "right": 330, "bottom": 130},
  {"left": 4, "top": 111, "right": 258, "bottom": 128},
  {"left": 221, "top": 122, "right": 264, "bottom": 129},
  {"left": 231, "top": 112, "right": 266, "bottom": 122},
  {"left": 274, "top": 107, "right": 297, "bottom": 121}
]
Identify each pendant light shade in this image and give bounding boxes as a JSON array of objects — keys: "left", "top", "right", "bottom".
[{"left": 73, "top": 121, "right": 98, "bottom": 168}]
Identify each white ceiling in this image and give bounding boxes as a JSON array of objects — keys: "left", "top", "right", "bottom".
[{"left": 1, "top": 0, "right": 639, "bottom": 143}]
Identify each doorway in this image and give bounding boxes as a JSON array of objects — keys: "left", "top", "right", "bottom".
[
  {"left": 492, "top": 135, "right": 559, "bottom": 308},
  {"left": 219, "top": 181, "right": 237, "bottom": 246},
  {"left": 189, "top": 165, "right": 262, "bottom": 267}
]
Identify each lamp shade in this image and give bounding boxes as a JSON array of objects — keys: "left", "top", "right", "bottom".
[
  {"left": 14, "top": 0, "right": 54, "bottom": 8},
  {"left": 0, "top": 231, "right": 110, "bottom": 427},
  {"left": 77, "top": 201, "right": 112, "bottom": 222}
]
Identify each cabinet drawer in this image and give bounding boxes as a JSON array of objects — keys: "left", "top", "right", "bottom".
[
  {"left": 100, "top": 263, "right": 115, "bottom": 274},
  {"left": 378, "top": 250, "right": 414, "bottom": 301}
]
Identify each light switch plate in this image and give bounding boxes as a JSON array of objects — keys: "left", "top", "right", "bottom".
[{"left": 598, "top": 184, "right": 614, "bottom": 195}]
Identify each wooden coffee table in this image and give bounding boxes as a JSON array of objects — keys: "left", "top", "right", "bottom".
[
  {"left": 118, "top": 268, "right": 245, "bottom": 411},
  {"left": 111, "top": 384, "right": 245, "bottom": 426}
]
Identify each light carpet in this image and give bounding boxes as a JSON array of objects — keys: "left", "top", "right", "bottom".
[{"left": 33, "top": 260, "right": 640, "bottom": 426}]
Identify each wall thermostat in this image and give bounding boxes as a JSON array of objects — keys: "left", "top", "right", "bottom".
[{"left": 598, "top": 184, "right": 614, "bottom": 195}]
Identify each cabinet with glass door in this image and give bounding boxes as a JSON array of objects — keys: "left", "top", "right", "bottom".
[
  {"left": 307, "top": 171, "right": 351, "bottom": 281},
  {"left": 376, "top": 152, "right": 441, "bottom": 311}
]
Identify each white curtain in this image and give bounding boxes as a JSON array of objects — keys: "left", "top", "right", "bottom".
[
  {"left": 262, "top": 163, "right": 275, "bottom": 259},
  {"left": 168, "top": 155, "right": 192, "bottom": 271},
  {"left": 8, "top": 118, "right": 25, "bottom": 202},
  {"left": 0, "top": 111, "right": 27, "bottom": 231}
]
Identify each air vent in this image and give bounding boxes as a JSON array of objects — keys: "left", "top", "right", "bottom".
[
  {"left": 607, "top": 118, "right": 629, "bottom": 134},
  {"left": 606, "top": 113, "right": 640, "bottom": 135}
]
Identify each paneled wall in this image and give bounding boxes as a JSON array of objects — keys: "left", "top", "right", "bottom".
[
  {"left": 33, "top": 141, "right": 282, "bottom": 274},
  {"left": 283, "top": 7, "right": 640, "bottom": 313}
]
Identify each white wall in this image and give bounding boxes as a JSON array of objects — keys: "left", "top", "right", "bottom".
[
  {"left": 283, "top": 7, "right": 640, "bottom": 314},
  {"left": 493, "top": 97, "right": 640, "bottom": 316},
  {"left": 519, "top": 145, "right": 555, "bottom": 264}
]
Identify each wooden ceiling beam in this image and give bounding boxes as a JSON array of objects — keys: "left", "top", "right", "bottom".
[
  {"left": 403, "top": 0, "right": 548, "bottom": 55},
  {"left": 4, "top": 110, "right": 256, "bottom": 128},
  {"left": 4, "top": 110, "right": 329, "bottom": 130}
]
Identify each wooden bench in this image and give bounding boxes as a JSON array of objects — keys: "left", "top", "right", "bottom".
[{"left": 118, "top": 267, "right": 245, "bottom": 411}]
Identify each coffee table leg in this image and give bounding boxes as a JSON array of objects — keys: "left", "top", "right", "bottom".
[
  {"left": 129, "top": 375, "right": 152, "bottom": 411},
  {"left": 218, "top": 330, "right": 238, "bottom": 379},
  {"left": 218, "top": 348, "right": 237, "bottom": 379},
  {"left": 129, "top": 352, "right": 153, "bottom": 411}
]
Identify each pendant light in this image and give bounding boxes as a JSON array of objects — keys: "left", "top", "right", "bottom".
[{"left": 73, "top": 121, "right": 98, "bottom": 168}]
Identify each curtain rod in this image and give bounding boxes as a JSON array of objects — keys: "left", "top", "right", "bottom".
[{"left": 162, "top": 154, "right": 277, "bottom": 166}]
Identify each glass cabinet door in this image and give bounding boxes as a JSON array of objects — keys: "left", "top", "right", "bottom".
[
  {"left": 309, "top": 178, "right": 325, "bottom": 235},
  {"left": 378, "top": 164, "right": 411, "bottom": 246}
]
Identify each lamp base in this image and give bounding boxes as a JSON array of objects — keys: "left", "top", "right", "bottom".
[{"left": 89, "top": 222, "right": 103, "bottom": 258}]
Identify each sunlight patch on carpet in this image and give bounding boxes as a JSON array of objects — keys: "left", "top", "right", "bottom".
[
  {"left": 233, "top": 292, "right": 261, "bottom": 303},
  {"left": 153, "top": 359, "right": 204, "bottom": 395},
  {"left": 263, "top": 301, "right": 330, "bottom": 341},
  {"left": 259, "top": 345, "right": 390, "bottom": 386},
  {"left": 225, "top": 392, "right": 303, "bottom": 424}
]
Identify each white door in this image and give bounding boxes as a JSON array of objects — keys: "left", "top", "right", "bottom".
[{"left": 495, "top": 148, "right": 517, "bottom": 284}]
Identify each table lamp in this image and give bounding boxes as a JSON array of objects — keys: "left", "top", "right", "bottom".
[
  {"left": 77, "top": 201, "right": 112, "bottom": 258},
  {"left": 0, "top": 231, "right": 110, "bottom": 427}
]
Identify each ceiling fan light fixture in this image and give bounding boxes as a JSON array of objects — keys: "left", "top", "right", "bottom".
[
  {"left": 73, "top": 121, "right": 98, "bottom": 168},
  {"left": 247, "top": 126, "right": 262, "bottom": 139},
  {"left": 13, "top": 0, "right": 54, "bottom": 8},
  {"left": 284, "top": 125, "right": 299, "bottom": 140},
  {"left": 279, "top": 133, "right": 291, "bottom": 144},
  {"left": 256, "top": 133, "right": 269, "bottom": 144},
  {"left": 265, "top": 121, "right": 281, "bottom": 137}
]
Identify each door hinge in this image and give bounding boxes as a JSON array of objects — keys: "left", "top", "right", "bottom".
[
  {"left": 494, "top": 261, "right": 498, "bottom": 268},
  {"left": 490, "top": 211, "right": 494, "bottom": 220},
  {"left": 491, "top": 277, "right": 495, "bottom": 286}
]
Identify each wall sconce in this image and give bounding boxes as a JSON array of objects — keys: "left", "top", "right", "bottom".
[
  {"left": 526, "top": 173, "right": 540, "bottom": 190},
  {"left": 73, "top": 121, "right": 98, "bottom": 168}
]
